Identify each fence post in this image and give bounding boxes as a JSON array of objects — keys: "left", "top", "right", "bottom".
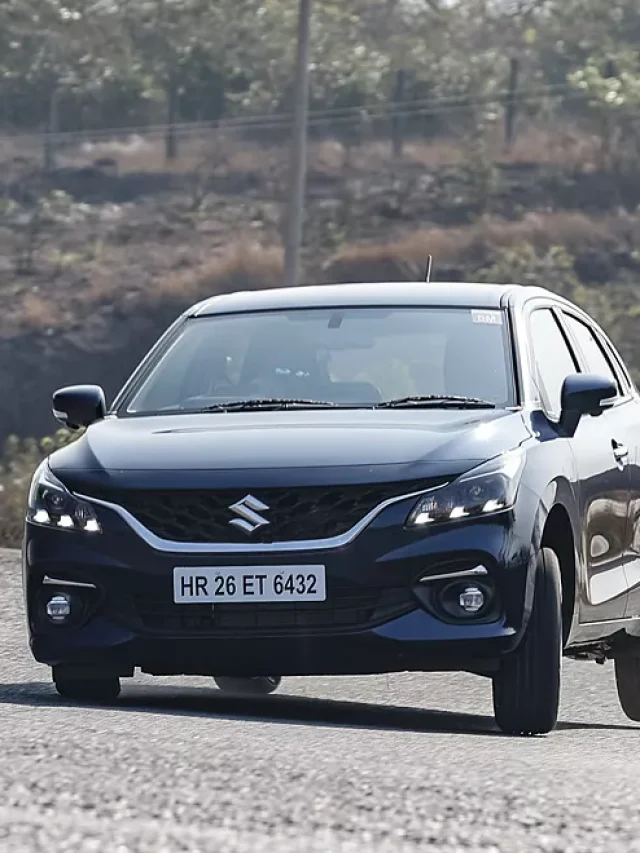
[
  {"left": 165, "top": 72, "right": 178, "bottom": 162},
  {"left": 391, "top": 69, "right": 406, "bottom": 158},
  {"left": 44, "top": 86, "right": 59, "bottom": 173},
  {"left": 504, "top": 57, "right": 519, "bottom": 151}
]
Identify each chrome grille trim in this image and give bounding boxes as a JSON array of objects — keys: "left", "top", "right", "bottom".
[{"left": 77, "top": 483, "right": 447, "bottom": 554}]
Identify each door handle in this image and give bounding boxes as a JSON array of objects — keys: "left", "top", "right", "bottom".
[{"left": 612, "top": 440, "right": 629, "bottom": 463}]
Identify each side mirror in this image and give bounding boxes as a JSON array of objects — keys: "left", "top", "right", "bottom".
[
  {"left": 559, "top": 373, "right": 616, "bottom": 436},
  {"left": 52, "top": 385, "right": 107, "bottom": 430}
]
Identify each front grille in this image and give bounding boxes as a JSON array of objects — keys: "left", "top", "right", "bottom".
[
  {"left": 92, "top": 480, "right": 440, "bottom": 543},
  {"left": 128, "top": 586, "right": 415, "bottom": 636}
]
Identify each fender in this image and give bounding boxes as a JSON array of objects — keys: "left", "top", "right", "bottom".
[{"left": 515, "top": 476, "right": 582, "bottom": 648}]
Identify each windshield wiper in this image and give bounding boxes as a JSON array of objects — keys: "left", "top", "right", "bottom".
[
  {"left": 197, "top": 398, "right": 339, "bottom": 412},
  {"left": 376, "top": 395, "right": 496, "bottom": 409}
]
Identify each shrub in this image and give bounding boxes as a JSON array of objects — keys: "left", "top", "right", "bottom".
[
  {"left": 0, "top": 429, "right": 78, "bottom": 547},
  {"left": 473, "top": 243, "right": 580, "bottom": 295}
]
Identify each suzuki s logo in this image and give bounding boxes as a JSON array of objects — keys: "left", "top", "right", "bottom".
[{"left": 228, "top": 494, "right": 270, "bottom": 535}]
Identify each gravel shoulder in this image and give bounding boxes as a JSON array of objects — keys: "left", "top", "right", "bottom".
[{"left": 1, "top": 548, "right": 638, "bottom": 853}]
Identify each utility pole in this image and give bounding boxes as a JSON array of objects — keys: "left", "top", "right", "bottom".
[
  {"left": 283, "top": 0, "right": 312, "bottom": 289},
  {"left": 504, "top": 57, "right": 520, "bottom": 151}
]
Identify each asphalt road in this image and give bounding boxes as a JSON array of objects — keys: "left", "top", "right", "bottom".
[{"left": 1, "top": 548, "right": 639, "bottom": 853}]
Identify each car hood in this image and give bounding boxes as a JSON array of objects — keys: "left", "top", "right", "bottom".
[{"left": 50, "top": 409, "right": 531, "bottom": 491}]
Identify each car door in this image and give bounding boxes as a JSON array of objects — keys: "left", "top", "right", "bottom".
[
  {"left": 558, "top": 308, "right": 634, "bottom": 623},
  {"left": 574, "top": 323, "right": 640, "bottom": 621}
]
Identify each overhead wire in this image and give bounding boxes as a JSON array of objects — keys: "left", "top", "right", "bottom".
[{"left": 0, "top": 82, "right": 579, "bottom": 145}]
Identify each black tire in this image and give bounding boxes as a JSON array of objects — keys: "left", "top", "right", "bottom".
[
  {"left": 213, "top": 676, "right": 282, "bottom": 695},
  {"left": 614, "top": 657, "right": 640, "bottom": 722},
  {"left": 54, "top": 673, "right": 121, "bottom": 703},
  {"left": 492, "top": 546, "right": 562, "bottom": 736}
]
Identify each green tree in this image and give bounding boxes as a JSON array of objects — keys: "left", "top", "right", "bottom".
[{"left": 568, "top": 51, "right": 640, "bottom": 172}]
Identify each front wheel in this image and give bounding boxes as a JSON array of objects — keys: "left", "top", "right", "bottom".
[
  {"left": 213, "top": 676, "right": 282, "bottom": 695},
  {"left": 614, "top": 657, "right": 640, "bottom": 721},
  {"left": 53, "top": 671, "right": 121, "bottom": 703},
  {"left": 492, "top": 546, "right": 562, "bottom": 736}
]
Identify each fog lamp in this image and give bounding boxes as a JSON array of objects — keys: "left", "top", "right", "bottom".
[
  {"left": 45, "top": 593, "right": 72, "bottom": 623},
  {"left": 458, "top": 585, "right": 485, "bottom": 614}
]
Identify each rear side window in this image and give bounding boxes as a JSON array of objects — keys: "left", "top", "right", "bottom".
[
  {"left": 529, "top": 308, "right": 579, "bottom": 418},
  {"left": 562, "top": 314, "right": 622, "bottom": 397},
  {"left": 602, "top": 338, "right": 634, "bottom": 393}
]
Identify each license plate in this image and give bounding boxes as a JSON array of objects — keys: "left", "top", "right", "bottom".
[{"left": 173, "top": 566, "right": 326, "bottom": 604}]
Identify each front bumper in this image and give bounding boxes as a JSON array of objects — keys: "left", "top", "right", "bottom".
[{"left": 23, "top": 493, "right": 535, "bottom": 677}]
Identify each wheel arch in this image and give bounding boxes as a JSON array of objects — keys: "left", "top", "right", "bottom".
[
  {"left": 541, "top": 503, "right": 577, "bottom": 645},
  {"left": 533, "top": 479, "right": 582, "bottom": 647}
]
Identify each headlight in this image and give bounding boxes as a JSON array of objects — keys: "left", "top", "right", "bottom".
[
  {"left": 27, "top": 462, "right": 101, "bottom": 533},
  {"left": 406, "top": 449, "right": 525, "bottom": 527}
]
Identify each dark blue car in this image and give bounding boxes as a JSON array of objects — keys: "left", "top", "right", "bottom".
[{"left": 23, "top": 282, "right": 640, "bottom": 734}]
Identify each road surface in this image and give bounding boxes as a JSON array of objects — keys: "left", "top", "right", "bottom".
[{"left": 1, "top": 548, "right": 638, "bottom": 853}]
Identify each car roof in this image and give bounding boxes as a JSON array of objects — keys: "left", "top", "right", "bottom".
[{"left": 191, "top": 281, "right": 559, "bottom": 316}]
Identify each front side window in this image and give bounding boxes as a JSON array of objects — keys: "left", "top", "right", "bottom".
[
  {"left": 529, "top": 308, "right": 579, "bottom": 418},
  {"left": 123, "top": 306, "right": 514, "bottom": 414}
]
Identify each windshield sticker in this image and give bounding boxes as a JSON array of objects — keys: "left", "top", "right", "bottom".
[{"left": 471, "top": 310, "right": 503, "bottom": 325}]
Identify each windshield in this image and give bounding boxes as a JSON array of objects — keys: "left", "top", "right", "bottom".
[{"left": 123, "top": 306, "right": 514, "bottom": 414}]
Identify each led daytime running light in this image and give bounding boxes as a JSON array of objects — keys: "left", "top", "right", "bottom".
[
  {"left": 407, "top": 449, "right": 524, "bottom": 528},
  {"left": 27, "top": 462, "right": 102, "bottom": 534}
]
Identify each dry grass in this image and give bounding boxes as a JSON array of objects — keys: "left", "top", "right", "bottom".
[
  {"left": 41, "top": 118, "right": 601, "bottom": 179},
  {"left": 153, "top": 240, "right": 284, "bottom": 301},
  {"left": 11, "top": 210, "right": 635, "bottom": 336},
  {"left": 327, "top": 211, "right": 638, "bottom": 277},
  {"left": 503, "top": 125, "right": 600, "bottom": 169},
  {"left": 60, "top": 135, "right": 206, "bottom": 174},
  {"left": 89, "top": 135, "right": 428, "bottom": 176},
  {"left": 10, "top": 240, "right": 284, "bottom": 337},
  {"left": 21, "top": 291, "right": 67, "bottom": 330},
  {"left": 0, "top": 135, "right": 45, "bottom": 167},
  {"left": 67, "top": 134, "right": 353, "bottom": 176}
]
